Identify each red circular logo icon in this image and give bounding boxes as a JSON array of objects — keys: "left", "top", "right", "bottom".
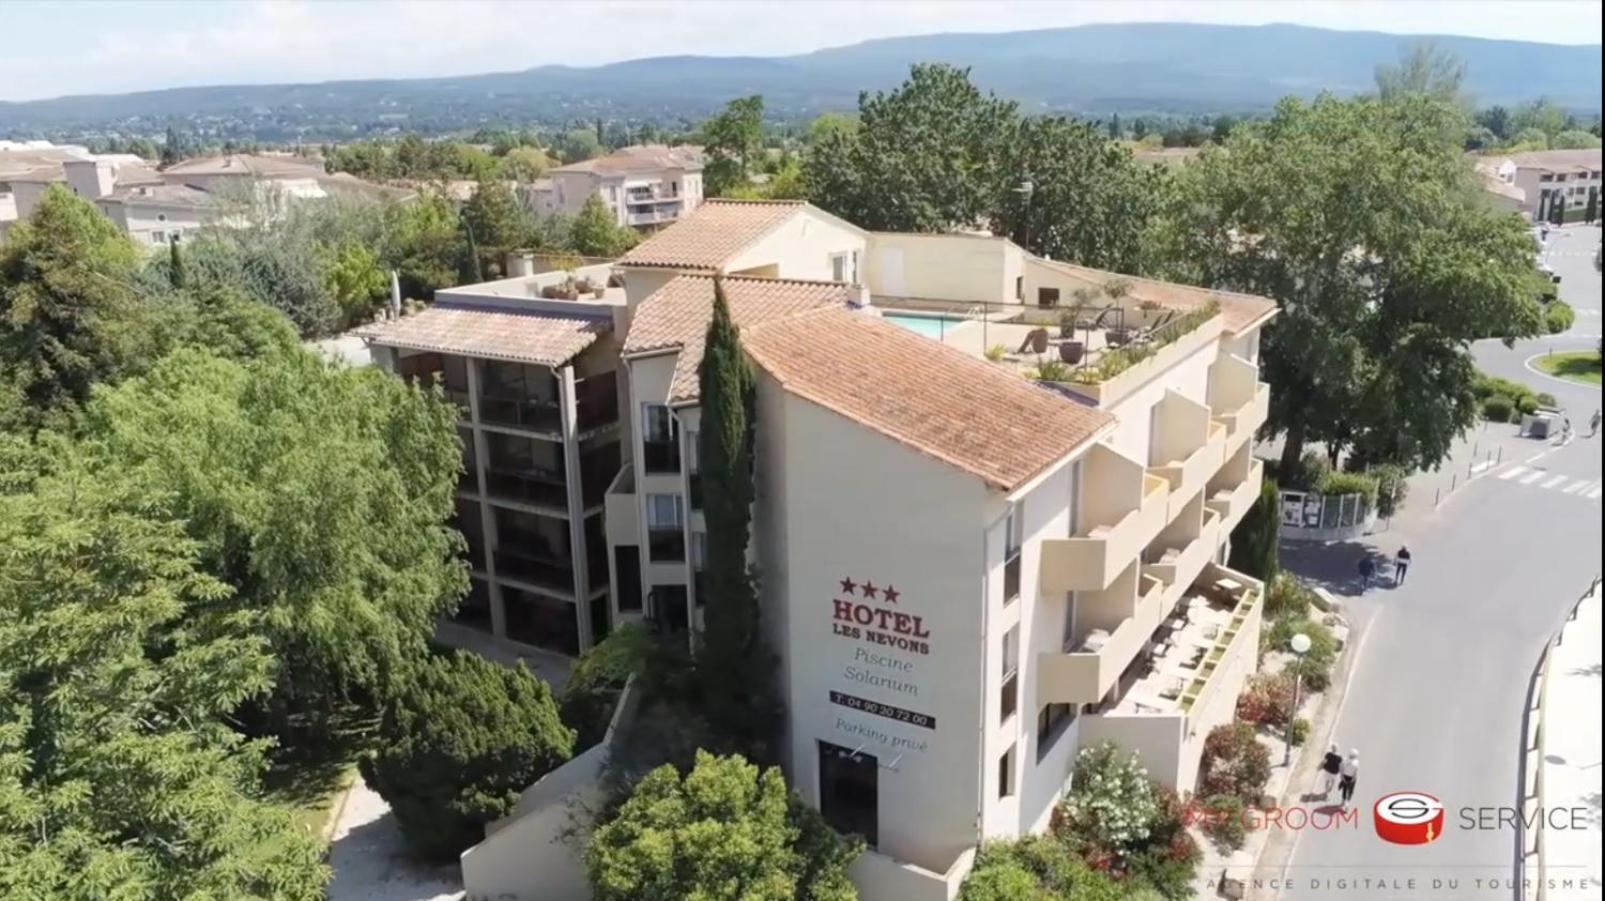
[{"left": 1373, "top": 791, "right": 1446, "bottom": 845}]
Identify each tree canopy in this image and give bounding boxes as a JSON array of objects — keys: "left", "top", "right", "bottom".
[
  {"left": 570, "top": 193, "right": 641, "bottom": 258},
  {"left": 1155, "top": 92, "right": 1545, "bottom": 471},
  {"left": 702, "top": 95, "right": 766, "bottom": 197},
  {"left": 585, "top": 751, "right": 859, "bottom": 901}
]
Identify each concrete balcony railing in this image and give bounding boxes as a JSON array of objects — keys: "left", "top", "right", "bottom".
[
  {"left": 1143, "top": 508, "right": 1222, "bottom": 612},
  {"left": 1206, "top": 458, "right": 1264, "bottom": 537},
  {"left": 1040, "top": 447, "right": 1169, "bottom": 594},
  {"left": 603, "top": 465, "right": 638, "bottom": 546},
  {"left": 1038, "top": 573, "right": 1167, "bottom": 706},
  {"left": 1149, "top": 391, "right": 1227, "bottom": 519}
]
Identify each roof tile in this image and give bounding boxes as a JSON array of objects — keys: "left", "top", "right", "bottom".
[
  {"left": 745, "top": 307, "right": 1114, "bottom": 491},
  {"left": 356, "top": 302, "right": 609, "bottom": 367},
  {"left": 617, "top": 199, "right": 804, "bottom": 270},
  {"left": 624, "top": 274, "right": 851, "bottom": 403}
]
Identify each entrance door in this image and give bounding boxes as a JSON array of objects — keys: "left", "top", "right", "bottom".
[{"left": 818, "top": 741, "right": 878, "bottom": 847}]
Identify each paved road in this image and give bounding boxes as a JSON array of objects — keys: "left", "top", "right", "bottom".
[{"left": 1276, "top": 224, "right": 1603, "bottom": 901}]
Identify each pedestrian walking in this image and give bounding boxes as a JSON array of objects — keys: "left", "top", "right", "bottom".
[
  {"left": 1358, "top": 557, "right": 1375, "bottom": 590},
  {"left": 1394, "top": 546, "right": 1412, "bottom": 585},
  {"left": 1590, "top": 409, "right": 1600, "bottom": 438},
  {"left": 1339, "top": 750, "right": 1360, "bottom": 808},
  {"left": 1320, "top": 743, "right": 1343, "bottom": 796},
  {"left": 1563, "top": 416, "right": 1573, "bottom": 441}
]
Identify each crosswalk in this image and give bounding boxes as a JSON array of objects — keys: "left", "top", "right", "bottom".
[{"left": 1496, "top": 465, "right": 1603, "bottom": 499}]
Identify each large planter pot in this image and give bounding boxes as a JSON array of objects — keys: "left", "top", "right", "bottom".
[{"left": 1059, "top": 341, "right": 1085, "bottom": 365}]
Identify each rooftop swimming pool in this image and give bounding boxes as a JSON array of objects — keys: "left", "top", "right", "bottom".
[{"left": 882, "top": 312, "right": 971, "bottom": 339}]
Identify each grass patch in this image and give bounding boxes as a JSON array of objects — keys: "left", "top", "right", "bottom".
[
  {"left": 265, "top": 758, "right": 359, "bottom": 844},
  {"left": 1534, "top": 351, "right": 1603, "bottom": 386}
]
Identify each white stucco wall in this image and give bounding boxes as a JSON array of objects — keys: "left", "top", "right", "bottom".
[
  {"left": 727, "top": 211, "right": 866, "bottom": 282},
  {"left": 756, "top": 375, "right": 988, "bottom": 875},
  {"left": 864, "top": 233, "right": 1018, "bottom": 304},
  {"left": 1102, "top": 339, "right": 1217, "bottom": 465}
]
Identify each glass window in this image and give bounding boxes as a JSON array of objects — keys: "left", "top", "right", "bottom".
[
  {"left": 643, "top": 404, "right": 675, "bottom": 442},
  {"left": 1000, "top": 626, "right": 1019, "bottom": 723},
  {"left": 1003, "top": 504, "right": 1023, "bottom": 604},
  {"left": 1036, "top": 703, "right": 1076, "bottom": 763},
  {"left": 647, "top": 493, "right": 683, "bottom": 528},
  {"left": 999, "top": 745, "right": 1016, "bottom": 799},
  {"left": 503, "top": 587, "right": 580, "bottom": 656}
]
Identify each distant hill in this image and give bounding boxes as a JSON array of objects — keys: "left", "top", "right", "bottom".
[{"left": 1, "top": 22, "right": 1598, "bottom": 139}]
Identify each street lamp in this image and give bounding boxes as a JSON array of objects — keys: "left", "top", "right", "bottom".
[{"left": 1283, "top": 632, "right": 1312, "bottom": 766}]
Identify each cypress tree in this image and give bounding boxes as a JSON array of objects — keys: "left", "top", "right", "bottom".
[
  {"left": 1228, "top": 477, "right": 1281, "bottom": 581},
  {"left": 168, "top": 238, "right": 186, "bottom": 289},
  {"left": 696, "top": 275, "right": 779, "bottom": 758}
]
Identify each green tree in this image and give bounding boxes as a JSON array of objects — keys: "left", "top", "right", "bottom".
[
  {"left": 75, "top": 347, "right": 468, "bottom": 743},
  {"left": 696, "top": 277, "right": 781, "bottom": 759},
  {"left": 1551, "top": 130, "right": 1602, "bottom": 150},
  {"left": 585, "top": 751, "right": 860, "bottom": 901},
  {"left": 570, "top": 193, "right": 640, "bottom": 257},
  {"left": 804, "top": 64, "right": 1014, "bottom": 232},
  {"left": 1512, "top": 98, "right": 1568, "bottom": 139},
  {"left": 958, "top": 837, "right": 1124, "bottom": 901},
  {"left": 360, "top": 650, "right": 574, "bottom": 861},
  {"left": 1375, "top": 41, "right": 1465, "bottom": 103},
  {"left": 554, "top": 128, "right": 603, "bottom": 164},
  {"left": 1156, "top": 93, "right": 1545, "bottom": 472},
  {"left": 381, "top": 191, "right": 464, "bottom": 301},
  {"left": 1476, "top": 105, "right": 1511, "bottom": 141},
  {"left": 156, "top": 282, "right": 301, "bottom": 363},
  {"left": 322, "top": 239, "right": 389, "bottom": 327},
  {"left": 168, "top": 238, "right": 186, "bottom": 288},
  {"left": 461, "top": 175, "right": 525, "bottom": 277},
  {"left": 806, "top": 112, "right": 858, "bottom": 146},
  {"left": 0, "top": 186, "right": 155, "bottom": 431},
  {"left": 1227, "top": 478, "right": 1281, "bottom": 581},
  {"left": 992, "top": 115, "right": 1171, "bottom": 273},
  {"left": 702, "top": 94, "right": 766, "bottom": 196},
  {"left": 0, "top": 455, "right": 328, "bottom": 900},
  {"left": 501, "top": 145, "right": 554, "bottom": 182}
]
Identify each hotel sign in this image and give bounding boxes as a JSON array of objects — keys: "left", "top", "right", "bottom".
[{"left": 828, "top": 575, "right": 938, "bottom": 751}]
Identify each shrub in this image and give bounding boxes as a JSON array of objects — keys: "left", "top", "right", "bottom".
[
  {"left": 586, "top": 751, "right": 861, "bottom": 901},
  {"left": 1289, "top": 717, "right": 1312, "bottom": 747},
  {"left": 959, "top": 836, "right": 1124, "bottom": 901},
  {"left": 1371, "top": 463, "right": 1409, "bottom": 518},
  {"left": 1059, "top": 743, "right": 1163, "bottom": 856},
  {"left": 1545, "top": 300, "right": 1576, "bottom": 334},
  {"left": 1124, "top": 838, "right": 1200, "bottom": 900},
  {"left": 361, "top": 650, "right": 575, "bottom": 861},
  {"left": 1265, "top": 573, "right": 1314, "bottom": 621},
  {"left": 1198, "top": 722, "right": 1272, "bottom": 803},
  {"left": 1235, "top": 671, "right": 1296, "bottom": 729},
  {"left": 1535, "top": 391, "right": 1559, "bottom": 409},
  {"left": 560, "top": 624, "right": 652, "bottom": 750},
  {"left": 984, "top": 344, "right": 1008, "bottom": 362},
  {"left": 1264, "top": 616, "right": 1339, "bottom": 691},
  {"left": 1033, "top": 358, "right": 1072, "bottom": 381},
  {"left": 1315, "top": 469, "right": 1378, "bottom": 505},
  {"left": 1200, "top": 794, "right": 1249, "bottom": 852},
  {"left": 1481, "top": 394, "right": 1515, "bottom": 422}
]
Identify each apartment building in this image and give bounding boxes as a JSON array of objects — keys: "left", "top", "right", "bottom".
[
  {"left": 357, "top": 265, "right": 626, "bottom": 674},
  {"left": 529, "top": 144, "right": 704, "bottom": 229},
  {"left": 1486, "top": 149, "right": 1602, "bottom": 223},
  {"left": 366, "top": 198, "right": 1277, "bottom": 899}
]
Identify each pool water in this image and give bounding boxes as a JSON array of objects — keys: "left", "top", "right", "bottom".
[{"left": 883, "top": 313, "right": 969, "bottom": 338}]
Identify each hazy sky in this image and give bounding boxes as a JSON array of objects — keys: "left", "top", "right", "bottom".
[{"left": 1, "top": 0, "right": 1600, "bottom": 103}]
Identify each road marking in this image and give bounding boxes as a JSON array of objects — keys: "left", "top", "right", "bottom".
[
  {"left": 1524, "top": 352, "right": 1605, "bottom": 391},
  {"left": 1541, "top": 474, "right": 1570, "bottom": 489},
  {"left": 1561, "top": 480, "right": 1590, "bottom": 495},
  {"left": 1500, "top": 465, "right": 1530, "bottom": 481},
  {"left": 1589, "top": 485, "right": 1604, "bottom": 500},
  {"left": 1520, "top": 470, "right": 1547, "bottom": 485}
]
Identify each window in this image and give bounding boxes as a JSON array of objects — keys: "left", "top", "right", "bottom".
[
  {"left": 1003, "top": 504, "right": 1023, "bottom": 604},
  {"left": 156, "top": 213, "right": 167, "bottom": 222},
  {"left": 1541, "top": 174, "right": 1554, "bottom": 182},
  {"left": 692, "top": 531, "right": 707, "bottom": 604},
  {"left": 686, "top": 430, "right": 703, "bottom": 509},
  {"left": 642, "top": 404, "right": 680, "bottom": 473},
  {"left": 819, "top": 742, "right": 878, "bottom": 847},
  {"left": 1000, "top": 626, "right": 1019, "bottom": 724},
  {"left": 1037, "top": 703, "right": 1076, "bottom": 762},
  {"left": 1068, "top": 459, "right": 1082, "bottom": 537},
  {"left": 646, "top": 493, "right": 685, "bottom": 562},
  {"left": 998, "top": 744, "right": 1016, "bottom": 799},
  {"left": 151, "top": 230, "right": 165, "bottom": 244},
  {"left": 1015, "top": 276, "right": 1024, "bottom": 301},
  {"left": 1037, "top": 287, "right": 1059, "bottom": 308}
]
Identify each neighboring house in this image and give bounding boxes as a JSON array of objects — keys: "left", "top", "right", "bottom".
[
  {"left": 2, "top": 148, "right": 412, "bottom": 247},
  {"left": 361, "top": 198, "right": 1277, "bottom": 900},
  {"left": 1485, "top": 149, "right": 1603, "bottom": 223},
  {"left": 529, "top": 144, "right": 703, "bottom": 228}
]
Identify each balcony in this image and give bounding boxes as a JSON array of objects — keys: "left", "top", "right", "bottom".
[
  {"left": 1209, "top": 354, "right": 1270, "bottom": 458},
  {"left": 483, "top": 465, "right": 570, "bottom": 511},
  {"left": 648, "top": 527, "right": 685, "bottom": 562},
  {"left": 1206, "top": 458, "right": 1264, "bottom": 537},
  {"left": 479, "top": 394, "right": 562, "bottom": 434},
  {"left": 1040, "top": 445, "right": 1169, "bottom": 594},
  {"left": 1074, "top": 563, "right": 1265, "bottom": 789},
  {"left": 493, "top": 548, "right": 576, "bottom": 596},
  {"left": 1143, "top": 507, "right": 1221, "bottom": 612},
  {"left": 604, "top": 466, "right": 638, "bottom": 545},
  {"left": 1150, "top": 391, "right": 1227, "bottom": 520},
  {"left": 575, "top": 371, "right": 619, "bottom": 434},
  {"left": 1039, "top": 571, "right": 1167, "bottom": 706}
]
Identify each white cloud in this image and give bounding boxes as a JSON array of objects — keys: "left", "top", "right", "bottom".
[{"left": 0, "top": 0, "right": 1599, "bottom": 103}]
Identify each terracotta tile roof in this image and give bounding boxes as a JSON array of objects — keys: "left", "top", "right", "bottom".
[
  {"left": 617, "top": 199, "right": 804, "bottom": 270},
  {"left": 355, "top": 302, "right": 609, "bottom": 367},
  {"left": 623, "top": 274, "right": 851, "bottom": 403},
  {"left": 1505, "top": 149, "right": 1602, "bottom": 173},
  {"left": 1029, "top": 257, "right": 1277, "bottom": 336},
  {"left": 550, "top": 144, "right": 704, "bottom": 175},
  {"left": 745, "top": 308, "right": 1115, "bottom": 492}
]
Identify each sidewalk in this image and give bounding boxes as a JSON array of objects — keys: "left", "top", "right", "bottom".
[{"left": 1526, "top": 583, "right": 1602, "bottom": 901}]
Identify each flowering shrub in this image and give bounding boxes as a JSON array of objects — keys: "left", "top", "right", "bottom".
[
  {"left": 1198, "top": 722, "right": 1272, "bottom": 803},
  {"left": 1235, "top": 671, "right": 1296, "bottom": 727},
  {"left": 1058, "top": 743, "right": 1163, "bottom": 855}
]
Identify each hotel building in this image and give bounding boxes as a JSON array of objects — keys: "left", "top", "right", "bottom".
[{"left": 362, "top": 199, "right": 1277, "bottom": 899}]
